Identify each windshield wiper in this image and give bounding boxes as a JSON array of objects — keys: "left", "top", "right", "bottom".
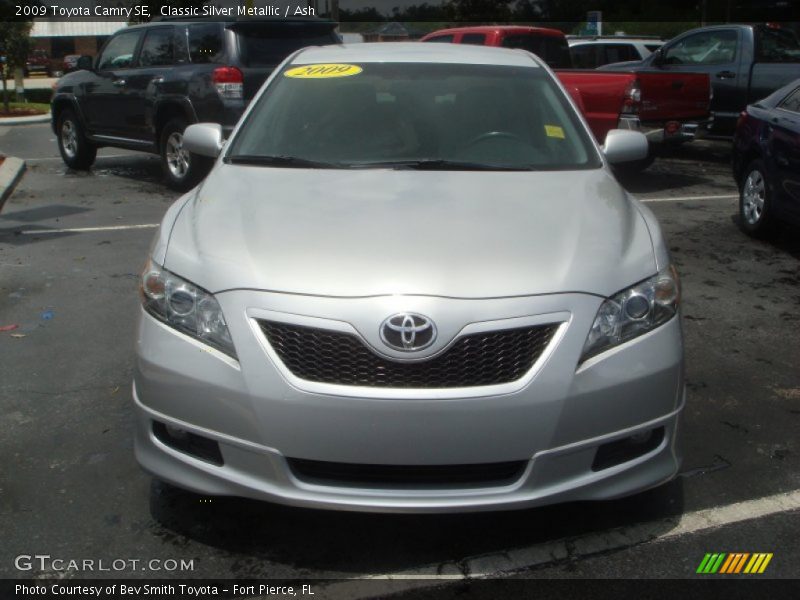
[
  {"left": 225, "top": 155, "right": 345, "bottom": 169},
  {"left": 351, "top": 159, "right": 533, "bottom": 171}
]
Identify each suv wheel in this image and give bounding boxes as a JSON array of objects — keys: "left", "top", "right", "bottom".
[
  {"left": 739, "top": 159, "right": 775, "bottom": 238},
  {"left": 160, "top": 118, "right": 212, "bottom": 191},
  {"left": 57, "top": 108, "right": 97, "bottom": 170}
]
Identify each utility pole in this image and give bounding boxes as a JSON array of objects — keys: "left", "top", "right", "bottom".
[{"left": 331, "top": 0, "right": 339, "bottom": 22}]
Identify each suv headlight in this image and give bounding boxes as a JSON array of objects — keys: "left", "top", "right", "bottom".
[
  {"left": 581, "top": 265, "right": 680, "bottom": 362},
  {"left": 140, "top": 260, "right": 237, "bottom": 359}
]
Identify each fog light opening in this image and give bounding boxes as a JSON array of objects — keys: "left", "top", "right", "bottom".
[
  {"left": 153, "top": 421, "right": 224, "bottom": 466},
  {"left": 165, "top": 424, "right": 189, "bottom": 441},
  {"left": 591, "top": 426, "right": 665, "bottom": 472}
]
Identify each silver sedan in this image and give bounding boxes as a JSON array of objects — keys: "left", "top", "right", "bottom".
[{"left": 133, "top": 43, "right": 683, "bottom": 512}]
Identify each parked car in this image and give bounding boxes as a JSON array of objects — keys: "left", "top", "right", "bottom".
[
  {"left": 134, "top": 43, "right": 684, "bottom": 512},
  {"left": 568, "top": 36, "right": 663, "bottom": 69},
  {"left": 25, "top": 48, "right": 51, "bottom": 77},
  {"left": 733, "top": 79, "right": 800, "bottom": 237},
  {"left": 600, "top": 24, "right": 800, "bottom": 136},
  {"left": 420, "top": 26, "right": 711, "bottom": 170},
  {"left": 50, "top": 18, "right": 341, "bottom": 190}
]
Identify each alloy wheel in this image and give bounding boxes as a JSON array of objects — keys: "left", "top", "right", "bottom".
[
  {"left": 165, "top": 132, "right": 190, "bottom": 179},
  {"left": 61, "top": 120, "right": 77, "bottom": 159},
  {"left": 742, "top": 169, "right": 765, "bottom": 225}
]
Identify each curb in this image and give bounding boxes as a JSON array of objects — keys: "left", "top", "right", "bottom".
[
  {"left": 0, "top": 156, "right": 27, "bottom": 213},
  {"left": 0, "top": 112, "right": 51, "bottom": 126}
]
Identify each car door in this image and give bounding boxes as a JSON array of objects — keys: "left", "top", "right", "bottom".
[
  {"left": 83, "top": 29, "right": 143, "bottom": 137},
  {"left": 657, "top": 29, "right": 743, "bottom": 127},
  {"left": 769, "top": 86, "right": 800, "bottom": 221},
  {"left": 601, "top": 43, "right": 640, "bottom": 66},
  {"left": 570, "top": 43, "right": 601, "bottom": 68},
  {"left": 128, "top": 26, "right": 180, "bottom": 142}
]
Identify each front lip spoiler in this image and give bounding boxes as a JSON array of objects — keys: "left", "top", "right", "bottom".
[{"left": 133, "top": 378, "right": 685, "bottom": 469}]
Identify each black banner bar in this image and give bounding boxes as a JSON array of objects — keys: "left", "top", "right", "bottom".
[{"left": 3, "top": 579, "right": 800, "bottom": 600}]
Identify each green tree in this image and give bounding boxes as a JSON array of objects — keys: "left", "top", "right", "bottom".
[{"left": 0, "top": 20, "right": 33, "bottom": 112}]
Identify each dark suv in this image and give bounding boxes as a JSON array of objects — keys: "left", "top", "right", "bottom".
[{"left": 51, "top": 19, "right": 340, "bottom": 190}]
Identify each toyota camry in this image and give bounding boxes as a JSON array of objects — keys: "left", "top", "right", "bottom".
[{"left": 134, "top": 43, "right": 684, "bottom": 512}]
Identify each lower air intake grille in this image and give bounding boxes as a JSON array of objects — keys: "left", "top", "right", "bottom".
[
  {"left": 287, "top": 458, "right": 527, "bottom": 488},
  {"left": 259, "top": 320, "right": 559, "bottom": 388}
]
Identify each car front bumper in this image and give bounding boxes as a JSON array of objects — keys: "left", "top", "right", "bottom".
[{"left": 133, "top": 290, "right": 684, "bottom": 513}]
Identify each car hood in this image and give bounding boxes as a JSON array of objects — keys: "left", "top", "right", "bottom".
[{"left": 164, "top": 164, "right": 657, "bottom": 298}]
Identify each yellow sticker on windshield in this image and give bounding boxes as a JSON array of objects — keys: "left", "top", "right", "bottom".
[
  {"left": 545, "top": 125, "right": 565, "bottom": 139},
  {"left": 284, "top": 64, "right": 363, "bottom": 79}
]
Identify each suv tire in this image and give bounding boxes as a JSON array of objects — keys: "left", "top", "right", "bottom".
[
  {"left": 57, "top": 108, "right": 97, "bottom": 170},
  {"left": 160, "top": 117, "right": 212, "bottom": 191}
]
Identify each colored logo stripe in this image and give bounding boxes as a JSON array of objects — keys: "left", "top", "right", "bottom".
[
  {"left": 698, "top": 553, "right": 773, "bottom": 574},
  {"left": 721, "top": 553, "right": 749, "bottom": 573},
  {"left": 697, "top": 553, "right": 726, "bottom": 573}
]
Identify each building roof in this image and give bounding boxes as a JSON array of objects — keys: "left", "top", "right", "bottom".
[{"left": 31, "top": 20, "right": 126, "bottom": 38}]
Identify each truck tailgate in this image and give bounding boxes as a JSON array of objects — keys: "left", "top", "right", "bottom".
[
  {"left": 556, "top": 70, "right": 634, "bottom": 142},
  {"left": 632, "top": 71, "right": 710, "bottom": 122}
]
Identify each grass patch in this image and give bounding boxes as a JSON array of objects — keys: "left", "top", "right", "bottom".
[{"left": 0, "top": 101, "right": 50, "bottom": 117}]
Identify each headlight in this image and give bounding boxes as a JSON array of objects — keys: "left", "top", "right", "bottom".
[
  {"left": 140, "top": 260, "right": 237, "bottom": 359},
  {"left": 581, "top": 265, "right": 680, "bottom": 362}
]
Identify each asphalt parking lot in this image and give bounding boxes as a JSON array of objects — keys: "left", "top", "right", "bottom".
[{"left": 1, "top": 124, "right": 799, "bottom": 590}]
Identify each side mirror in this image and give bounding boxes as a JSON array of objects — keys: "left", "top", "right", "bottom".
[
  {"left": 602, "top": 129, "right": 649, "bottom": 164},
  {"left": 76, "top": 55, "right": 93, "bottom": 71},
  {"left": 183, "top": 123, "right": 224, "bottom": 158}
]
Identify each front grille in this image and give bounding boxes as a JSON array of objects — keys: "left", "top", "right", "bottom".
[
  {"left": 288, "top": 458, "right": 527, "bottom": 488},
  {"left": 259, "top": 320, "right": 559, "bottom": 388}
]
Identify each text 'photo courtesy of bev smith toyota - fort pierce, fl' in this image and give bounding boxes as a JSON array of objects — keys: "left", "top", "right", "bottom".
[{"left": 2, "top": 1, "right": 800, "bottom": 598}]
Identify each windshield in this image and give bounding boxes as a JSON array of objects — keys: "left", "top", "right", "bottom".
[
  {"left": 756, "top": 26, "right": 800, "bottom": 62},
  {"left": 227, "top": 62, "right": 600, "bottom": 171},
  {"left": 234, "top": 24, "right": 341, "bottom": 67}
]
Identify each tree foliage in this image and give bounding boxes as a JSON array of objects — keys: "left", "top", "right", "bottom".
[{"left": 0, "top": 21, "right": 33, "bottom": 72}]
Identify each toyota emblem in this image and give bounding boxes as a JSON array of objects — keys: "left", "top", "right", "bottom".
[{"left": 380, "top": 313, "right": 437, "bottom": 352}]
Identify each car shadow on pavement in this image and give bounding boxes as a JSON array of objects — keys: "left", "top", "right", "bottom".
[
  {"left": 729, "top": 214, "right": 800, "bottom": 260},
  {"left": 87, "top": 158, "right": 163, "bottom": 186},
  {"left": 616, "top": 169, "right": 714, "bottom": 194},
  {"left": 0, "top": 204, "right": 92, "bottom": 222},
  {"left": 149, "top": 478, "right": 684, "bottom": 575}
]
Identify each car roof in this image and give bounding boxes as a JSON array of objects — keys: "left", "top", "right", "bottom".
[
  {"left": 568, "top": 38, "right": 662, "bottom": 45},
  {"left": 424, "top": 25, "right": 565, "bottom": 38},
  {"left": 291, "top": 42, "right": 543, "bottom": 67}
]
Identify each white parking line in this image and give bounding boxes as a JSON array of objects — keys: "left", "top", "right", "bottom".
[
  {"left": 17, "top": 223, "right": 158, "bottom": 235},
  {"left": 24, "top": 154, "right": 142, "bottom": 162},
  {"left": 314, "top": 488, "right": 800, "bottom": 598},
  {"left": 641, "top": 194, "right": 738, "bottom": 203}
]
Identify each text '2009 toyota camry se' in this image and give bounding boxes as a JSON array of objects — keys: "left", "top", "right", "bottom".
[{"left": 134, "top": 43, "right": 684, "bottom": 513}]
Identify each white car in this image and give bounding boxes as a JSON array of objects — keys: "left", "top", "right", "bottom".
[{"left": 568, "top": 36, "right": 664, "bottom": 69}]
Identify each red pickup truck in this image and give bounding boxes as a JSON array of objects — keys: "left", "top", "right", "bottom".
[{"left": 421, "top": 26, "right": 712, "bottom": 168}]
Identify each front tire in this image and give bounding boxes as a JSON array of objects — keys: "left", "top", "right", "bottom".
[
  {"left": 159, "top": 118, "right": 212, "bottom": 192},
  {"left": 57, "top": 108, "right": 97, "bottom": 170},
  {"left": 738, "top": 159, "right": 775, "bottom": 238}
]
